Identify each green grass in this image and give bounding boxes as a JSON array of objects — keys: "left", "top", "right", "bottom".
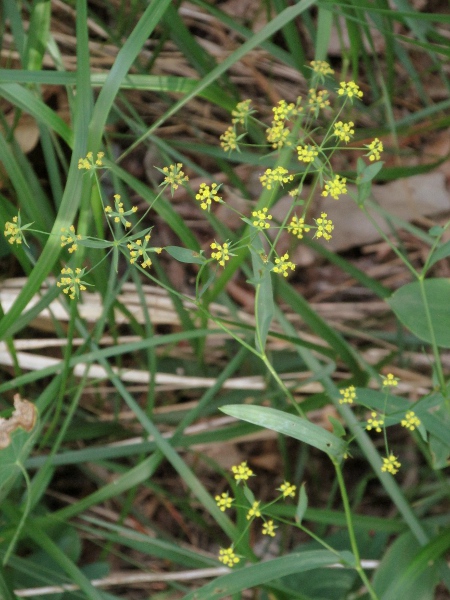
[{"left": 0, "top": 0, "right": 449, "bottom": 598}]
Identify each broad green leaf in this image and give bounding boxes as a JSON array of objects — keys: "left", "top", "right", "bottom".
[
  {"left": 250, "top": 244, "right": 274, "bottom": 353},
  {"left": 387, "top": 278, "right": 450, "bottom": 347},
  {"left": 180, "top": 551, "right": 338, "bottom": 600},
  {"left": 221, "top": 405, "right": 346, "bottom": 458},
  {"left": 296, "top": 483, "right": 308, "bottom": 524},
  {"left": 428, "top": 240, "right": 450, "bottom": 268},
  {"left": 165, "top": 246, "right": 206, "bottom": 265}
]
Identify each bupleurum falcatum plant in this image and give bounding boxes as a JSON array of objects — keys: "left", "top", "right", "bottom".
[{"left": 3, "top": 61, "right": 440, "bottom": 599}]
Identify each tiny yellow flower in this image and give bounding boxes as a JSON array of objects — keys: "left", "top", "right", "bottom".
[
  {"left": 220, "top": 126, "right": 239, "bottom": 152},
  {"left": 401, "top": 411, "right": 421, "bottom": 431},
  {"left": 262, "top": 520, "right": 277, "bottom": 537},
  {"left": 160, "top": 163, "right": 189, "bottom": 195},
  {"left": 381, "top": 454, "right": 401, "bottom": 475},
  {"left": 232, "top": 99, "right": 254, "bottom": 125},
  {"left": 196, "top": 183, "right": 222, "bottom": 210},
  {"left": 310, "top": 60, "right": 334, "bottom": 76},
  {"left": 78, "top": 151, "right": 105, "bottom": 170},
  {"left": 321, "top": 174, "right": 347, "bottom": 200},
  {"left": 366, "top": 411, "right": 384, "bottom": 433},
  {"left": 278, "top": 481, "right": 296, "bottom": 498},
  {"left": 307, "top": 88, "right": 330, "bottom": 114},
  {"left": 252, "top": 207, "right": 273, "bottom": 229},
  {"left": 272, "top": 99, "right": 300, "bottom": 122},
  {"left": 297, "top": 144, "right": 319, "bottom": 163},
  {"left": 339, "top": 385, "right": 356, "bottom": 404},
  {"left": 218, "top": 547, "right": 240, "bottom": 567},
  {"left": 105, "top": 194, "right": 137, "bottom": 229},
  {"left": 266, "top": 122, "right": 291, "bottom": 149},
  {"left": 333, "top": 121, "right": 355, "bottom": 143},
  {"left": 210, "top": 241, "right": 230, "bottom": 267},
  {"left": 247, "top": 501, "right": 261, "bottom": 520},
  {"left": 383, "top": 373, "right": 399, "bottom": 387},
  {"left": 215, "top": 492, "right": 233, "bottom": 512},
  {"left": 314, "top": 212, "right": 334, "bottom": 241},
  {"left": 57, "top": 267, "right": 89, "bottom": 300},
  {"left": 259, "top": 166, "right": 293, "bottom": 190},
  {"left": 337, "top": 81, "right": 363, "bottom": 100},
  {"left": 288, "top": 215, "right": 310, "bottom": 239},
  {"left": 127, "top": 234, "right": 153, "bottom": 268},
  {"left": 60, "top": 225, "right": 82, "bottom": 253},
  {"left": 365, "top": 138, "right": 383, "bottom": 161},
  {"left": 4, "top": 213, "right": 31, "bottom": 246},
  {"left": 231, "top": 461, "right": 254, "bottom": 483},
  {"left": 272, "top": 253, "right": 295, "bottom": 277}
]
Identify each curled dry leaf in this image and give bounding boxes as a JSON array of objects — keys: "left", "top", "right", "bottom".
[{"left": 0, "top": 394, "right": 37, "bottom": 450}]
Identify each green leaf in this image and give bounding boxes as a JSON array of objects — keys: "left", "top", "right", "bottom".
[
  {"left": 165, "top": 246, "right": 206, "bottom": 264},
  {"left": 78, "top": 238, "right": 113, "bottom": 249},
  {"left": 220, "top": 405, "right": 346, "bottom": 458},
  {"left": 296, "top": 483, "right": 308, "bottom": 524},
  {"left": 387, "top": 278, "right": 450, "bottom": 347},
  {"left": 428, "top": 240, "right": 450, "bottom": 268},
  {"left": 180, "top": 551, "right": 338, "bottom": 600},
  {"left": 250, "top": 245, "right": 274, "bottom": 353}
]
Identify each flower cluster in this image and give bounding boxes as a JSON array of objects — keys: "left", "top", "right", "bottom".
[
  {"left": 231, "top": 462, "right": 254, "bottom": 483},
  {"left": 314, "top": 212, "right": 334, "bottom": 241},
  {"left": 252, "top": 208, "right": 272, "bottom": 229},
  {"left": 366, "top": 138, "right": 383, "bottom": 161},
  {"left": 272, "top": 253, "right": 295, "bottom": 277},
  {"left": 196, "top": 182, "right": 222, "bottom": 210},
  {"left": 127, "top": 234, "right": 153, "bottom": 268},
  {"left": 215, "top": 492, "right": 233, "bottom": 512},
  {"left": 247, "top": 501, "right": 261, "bottom": 520},
  {"left": 288, "top": 216, "right": 310, "bottom": 239},
  {"left": 60, "top": 226, "right": 81, "bottom": 253},
  {"left": 105, "top": 194, "right": 138, "bottom": 229},
  {"left": 339, "top": 385, "right": 356, "bottom": 404},
  {"left": 333, "top": 121, "right": 355, "bottom": 143},
  {"left": 321, "top": 174, "right": 347, "bottom": 200},
  {"left": 78, "top": 151, "right": 104, "bottom": 170},
  {"left": 383, "top": 373, "right": 399, "bottom": 387},
  {"left": 381, "top": 454, "right": 401, "bottom": 475},
  {"left": 337, "top": 81, "right": 363, "bottom": 100},
  {"left": 297, "top": 144, "right": 319, "bottom": 163},
  {"left": 259, "top": 167, "right": 293, "bottom": 190},
  {"left": 220, "top": 126, "right": 238, "bottom": 152},
  {"left": 401, "top": 410, "right": 421, "bottom": 431},
  {"left": 307, "top": 88, "right": 330, "bottom": 115},
  {"left": 57, "top": 267, "right": 88, "bottom": 300},
  {"left": 278, "top": 481, "right": 296, "bottom": 498},
  {"left": 218, "top": 547, "right": 240, "bottom": 567},
  {"left": 4, "top": 214, "right": 30, "bottom": 246},
  {"left": 210, "top": 241, "right": 230, "bottom": 267},
  {"left": 232, "top": 99, "right": 254, "bottom": 125},
  {"left": 310, "top": 60, "right": 334, "bottom": 77},
  {"left": 366, "top": 411, "right": 385, "bottom": 433},
  {"left": 160, "top": 163, "right": 189, "bottom": 195}
]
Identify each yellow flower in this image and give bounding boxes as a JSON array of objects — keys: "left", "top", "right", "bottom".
[
  {"left": 272, "top": 253, "right": 295, "bottom": 277},
  {"left": 262, "top": 520, "right": 277, "bottom": 537},
  {"left": 401, "top": 411, "right": 421, "bottom": 431},
  {"left": 57, "top": 267, "right": 89, "bottom": 300},
  {"left": 215, "top": 492, "right": 233, "bottom": 512},
  {"left": 310, "top": 60, "right": 334, "bottom": 76},
  {"left": 297, "top": 144, "right": 318, "bottom": 163},
  {"left": 366, "top": 411, "right": 384, "bottom": 433},
  {"left": 339, "top": 385, "right": 356, "bottom": 404},
  {"left": 381, "top": 454, "right": 401, "bottom": 475},
  {"left": 259, "top": 167, "right": 293, "bottom": 190},
  {"left": 210, "top": 241, "right": 230, "bottom": 267},
  {"left": 232, "top": 99, "right": 253, "bottom": 125},
  {"left": 278, "top": 481, "right": 296, "bottom": 498},
  {"left": 78, "top": 151, "right": 105, "bottom": 170},
  {"left": 383, "top": 373, "right": 399, "bottom": 387},
  {"left": 160, "top": 163, "right": 189, "bottom": 195},
  {"left": 4, "top": 213, "right": 31, "bottom": 246},
  {"left": 252, "top": 207, "right": 273, "bottom": 229},
  {"left": 365, "top": 138, "right": 383, "bottom": 161},
  {"left": 272, "top": 99, "right": 300, "bottom": 122},
  {"left": 231, "top": 461, "right": 254, "bottom": 483},
  {"left": 321, "top": 174, "right": 347, "bottom": 200},
  {"left": 288, "top": 215, "right": 310, "bottom": 240},
  {"left": 307, "top": 88, "right": 330, "bottom": 115},
  {"left": 220, "top": 126, "right": 239, "bottom": 152},
  {"left": 314, "top": 212, "right": 334, "bottom": 241},
  {"left": 333, "top": 121, "right": 355, "bottom": 143},
  {"left": 247, "top": 501, "right": 261, "bottom": 520},
  {"left": 105, "top": 194, "right": 138, "bottom": 229},
  {"left": 127, "top": 234, "right": 153, "bottom": 268},
  {"left": 218, "top": 547, "right": 240, "bottom": 567},
  {"left": 60, "top": 225, "right": 82, "bottom": 253},
  {"left": 195, "top": 182, "right": 222, "bottom": 210},
  {"left": 337, "top": 81, "right": 363, "bottom": 100},
  {"left": 266, "top": 121, "right": 291, "bottom": 149}
]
